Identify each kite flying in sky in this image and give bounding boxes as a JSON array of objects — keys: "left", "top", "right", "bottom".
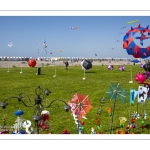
[
  {"left": 70, "top": 27, "right": 80, "bottom": 30},
  {"left": 115, "top": 40, "right": 120, "bottom": 42},
  {"left": 121, "top": 26, "right": 127, "bottom": 29},
  {"left": 8, "top": 42, "right": 13, "bottom": 48},
  {"left": 42, "top": 39, "right": 48, "bottom": 54},
  {"left": 123, "top": 24, "right": 150, "bottom": 58},
  {"left": 127, "top": 20, "right": 138, "bottom": 24}
]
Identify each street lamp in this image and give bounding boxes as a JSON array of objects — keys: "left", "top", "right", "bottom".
[{"left": 0, "top": 86, "right": 71, "bottom": 134}]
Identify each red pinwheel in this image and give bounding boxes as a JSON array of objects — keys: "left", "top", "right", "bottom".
[{"left": 68, "top": 93, "right": 92, "bottom": 120}]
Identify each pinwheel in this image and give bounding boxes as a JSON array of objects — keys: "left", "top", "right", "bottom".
[
  {"left": 68, "top": 93, "right": 92, "bottom": 134},
  {"left": 106, "top": 83, "right": 126, "bottom": 133},
  {"left": 68, "top": 93, "right": 92, "bottom": 120}
]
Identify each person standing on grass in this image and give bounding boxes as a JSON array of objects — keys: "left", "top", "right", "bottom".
[{"left": 64, "top": 61, "right": 69, "bottom": 70}]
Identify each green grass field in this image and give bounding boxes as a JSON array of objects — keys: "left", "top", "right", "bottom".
[{"left": 0, "top": 64, "right": 149, "bottom": 134}]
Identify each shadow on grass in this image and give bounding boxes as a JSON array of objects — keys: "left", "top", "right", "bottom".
[{"left": 37, "top": 74, "right": 46, "bottom": 75}]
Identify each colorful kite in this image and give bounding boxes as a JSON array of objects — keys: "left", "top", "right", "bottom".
[
  {"left": 108, "top": 65, "right": 114, "bottom": 70},
  {"left": 42, "top": 39, "right": 48, "bottom": 54},
  {"left": 123, "top": 24, "right": 150, "bottom": 58},
  {"left": 118, "top": 65, "right": 125, "bottom": 71},
  {"left": 127, "top": 20, "right": 138, "bottom": 24}
]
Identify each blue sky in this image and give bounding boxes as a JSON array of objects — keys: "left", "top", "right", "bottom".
[{"left": 1, "top": 16, "right": 150, "bottom": 59}]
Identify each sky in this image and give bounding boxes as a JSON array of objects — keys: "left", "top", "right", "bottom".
[{"left": 1, "top": 16, "right": 150, "bottom": 59}]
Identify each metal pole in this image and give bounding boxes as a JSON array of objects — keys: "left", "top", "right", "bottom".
[
  {"left": 110, "top": 97, "right": 117, "bottom": 134},
  {"left": 131, "top": 69, "right": 132, "bottom": 81}
]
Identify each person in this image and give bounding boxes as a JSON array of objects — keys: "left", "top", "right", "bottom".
[{"left": 64, "top": 61, "right": 69, "bottom": 70}]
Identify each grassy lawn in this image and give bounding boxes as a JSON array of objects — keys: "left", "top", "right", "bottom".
[{"left": 0, "top": 64, "right": 149, "bottom": 134}]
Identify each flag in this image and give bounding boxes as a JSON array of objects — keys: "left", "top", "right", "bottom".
[
  {"left": 144, "top": 83, "right": 150, "bottom": 100},
  {"left": 130, "top": 89, "right": 138, "bottom": 104},
  {"left": 138, "top": 86, "right": 148, "bottom": 104}
]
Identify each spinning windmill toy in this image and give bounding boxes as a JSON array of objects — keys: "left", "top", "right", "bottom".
[
  {"left": 106, "top": 83, "right": 126, "bottom": 134},
  {"left": 68, "top": 93, "right": 92, "bottom": 134}
]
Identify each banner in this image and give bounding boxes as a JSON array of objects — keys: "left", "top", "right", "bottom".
[
  {"left": 130, "top": 89, "right": 138, "bottom": 104},
  {"left": 138, "top": 86, "right": 148, "bottom": 104}
]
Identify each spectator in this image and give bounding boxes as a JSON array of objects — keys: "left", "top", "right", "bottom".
[{"left": 64, "top": 61, "right": 69, "bottom": 70}]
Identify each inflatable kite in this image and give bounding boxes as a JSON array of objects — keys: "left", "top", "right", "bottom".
[
  {"left": 140, "top": 63, "right": 144, "bottom": 68},
  {"left": 123, "top": 24, "right": 150, "bottom": 58},
  {"left": 118, "top": 65, "right": 125, "bottom": 71},
  {"left": 81, "top": 59, "right": 92, "bottom": 70},
  {"left": 108, "top": 65, "right": 114, "bottom": 70},
  {"left": 28, "top": 59, "right": 36, "bottom": 67},
  {"left": 143, "top": 62, "right": 150, "bottom": 72}
]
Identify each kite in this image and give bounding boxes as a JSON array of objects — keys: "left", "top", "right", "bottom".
[
  {"left": 115, "top": 40, "right": 120, "bottom": 42},
  {"left": 95, "top": 53, "right": 97, "bottom": 56},
  {"left": 111, "top": 48, "right": 114, "bottom": 50},
  {"left": 118, "top": 65, "right": 125, "bottom": 71},
  {"left": 143, "top": 62, "right": 150, "bottom": 72},
  {"left": 119, "top": 32, "right": 123, "bottom": 34},
  {"left": 50, "top": 52, "right": 52, "bottom": 54},
  {"left": 127, "top": 20, "right": 138, "bottom": 24},
  {"left": 70, "top": 27, "right": 80, "bottom": 30},
  {"left": 108, "top": 65, "right": 114, "bottom": 70},
  {"left": 123, "top": 24, "right": 150, "bottom": 58},
  {"left": 135, "top": 73, "right": 146, "bottom": 84},
  {"left": 121, "top": 26, "right": 127, "bottom": 29},
  {"left": 81, "top": 59, "right": 92, "bottom": 70},
  {"left": 8, "top": 42, "right": 13, "bottom": 48},
  {"left": 42, "top": 39, "right": 48, "bottom": 54},
  {"left": 28, "top": 59, "right": 36, "bottom": 67},
  {"left": 60, "top": 50, "right": 62, "bottom": 52},
  {"left": 140, "top": 63, "right": 144, "bottom": 68}
]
